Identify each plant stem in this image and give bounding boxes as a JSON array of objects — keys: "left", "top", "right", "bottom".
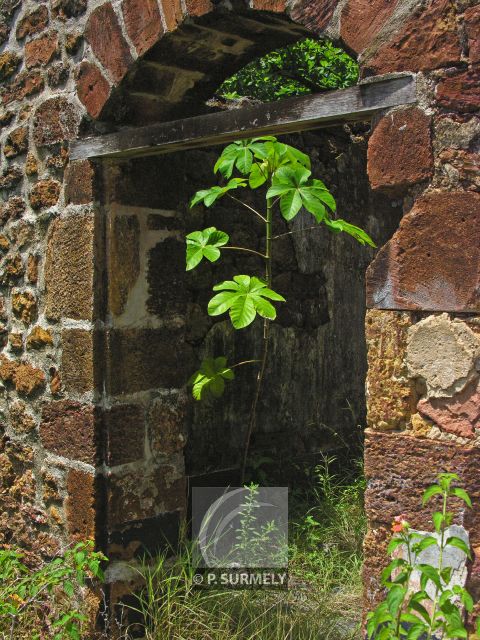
[
  {"left": 222, "top": 246, "right": 267, "bottom": 259},
  {"left": 240, "top": 197, "right": 273, "bottom": 484},
  {"left": 231, "top": 360, "right": 261, "bottom": 369},
  {"left": 426, "top": 491, "right": 448, "bottom": 640},
  {"left": 227, "top": 194, "right": 267, "bottom": 222}
]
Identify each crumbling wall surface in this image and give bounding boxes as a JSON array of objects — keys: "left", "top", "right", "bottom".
[
  {"left": 0, "top": 0, "right": 478, "bottom": 626},
  {"left": 359, "top": 0, "right": 480, "bottom": 614}
]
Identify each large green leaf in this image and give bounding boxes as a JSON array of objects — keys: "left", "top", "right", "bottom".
[
  {"left": 188, "top": 357, "right": 234, "bottom": 401},
  {"left": 208, "top": 275, "right": 285, "bottom": 329},
  {"left": 214, "top": 138, "right": 275, "bottom": 178},
  {"left": 266, "top": 165, "right": 336, "bottom": 221},
  {"left": 190, "top": 178, "right": 246, "bottom": 208},
  {"left": 186, "top": 227, "right": 229, "bottom": 271},
  {"left": 323, "top": 217, "right": 376, "bottom": 247}
]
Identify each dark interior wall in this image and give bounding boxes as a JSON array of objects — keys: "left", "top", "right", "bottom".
[{"left": 104, "top": 125, "right": 403, "bottom": 488}]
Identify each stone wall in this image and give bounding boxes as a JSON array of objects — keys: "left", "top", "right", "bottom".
[{"left": 0, "top": 0, "right": 479, "bottom": 628}]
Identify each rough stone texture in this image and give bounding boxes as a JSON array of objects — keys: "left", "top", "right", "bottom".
[
  {"left": 340, "top": 0, "right": 399, "bottom": 55},
  {"left": 65, "top": 469, "right": 95, "bottom": 540},
  {"left": 75, "top": 61, "right": 111, "bottom": 119},
  {"left": 290, "top": 0, "right": 337, "bottom": 32},
  {"left": 85, "top": 4, "right": 133, "bottom": 83},
  {"left": 44, "top": 215, "right": 94, "bottom": 321},
  {"left": 25, "top": 33, "right": 58, "bottom": 68},
  {"left": 418, "top": 380, "right": 480, "bottom": 439},
  {"left": 0, "top": 52, "right": 21, "bottom": 81},
  {"left": 108, "top": 214, "right": 140, "bottom": 316},
  {"left": 107, "top": 464, "right": 186, "bottom": 527},
  {"left": 436, "top": 67, "right": 480, "bottom": 114},
  {"left": 12, "top": 290, "right": 37, "bottom": 324},
  {"left": 406, "top": 314, "right": 480, "bottom": 398},
  {"left": 148, "top": 393, "right": 187, "bottom": 455},
  {"left": 9, "top": 401, "right": 36, "bottom": 434},
  {"left": 366, "top": 192, "right": 480, "bottom": 312},
  {"left": 464, "top": 6, "right": 480, "bottom": 63},
  {"left": 64, "top": 160, "right": 95, "bottom": 204},
  {"left": 106, "top": 328, "right": 195, "bottom": 395},
  {"left": 1, "top": 70, "right": 44, "bottom": 104},
  {"left": 26, "top": 326, "right": 53, "bottom": 349},
  {"left": 105, "top": 404, "right": 145, "bottom": 466},
  {"left": 29, "top": 179, "right": 61, "bottom": 209},
  {"left": 122, "top": 0, "right": 163, "bottom": 56},
  {"left": 61, "top": 329, "right": 95, "bottom": 394},
  {"left": 367, "top": 108, "right": 434, "bottom": 191},
  {"left": 16, "top": 5, "right": 49, "bottom": 40},
  {"left": 362, "top": 0, "right": 462, "bottom": 75},
  {"left": 33, "top": 97, "right": 80, "bottom": 146},
  {"left": 0, "top": 355, "right": 46, "bottom": 395},
  {"left": 51, "top": 0, "right": 88, "bottom": 20},
  {"left": 40, "top": 401, "right": 97, "bottom": 464},
  {"left": 3, "top": 126, "right": 28, "bottom": 158},
  {"left": 365, "top": 310, "right": 415, "bottom": 431}
]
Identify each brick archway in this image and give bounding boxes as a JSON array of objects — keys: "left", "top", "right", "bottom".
[{"left": 0, "top": 0, "right": 479, "bottom": 630}]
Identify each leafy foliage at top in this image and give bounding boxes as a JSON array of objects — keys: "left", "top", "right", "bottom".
[{"left": 218, "top": 38, "right": 359, "bottom": 102}]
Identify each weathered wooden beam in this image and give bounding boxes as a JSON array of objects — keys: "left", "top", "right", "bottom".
[{"left": 70, "top": 75, "right": 416, "bottom": 161}]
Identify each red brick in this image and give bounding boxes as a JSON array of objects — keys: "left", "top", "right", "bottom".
[
  {"left": 85, "top": 3, "right": 133, "bottom": 84},
  {"left": 436, "top": 66, "right": 480, "bottom": 114},
  {"left": 161, "top": 0, "right": 183, "bottom": 30},
  {"left": 66, "top": 469, "right": 96, "bottom": 540},
  {"left": 33, "top": 97, "right": 80, "bottom": 146},
  {"left": 363, "top": 0, "right": 461, "bottom": 75},
  {"left": 418, "top": 380, "right": 480, "bottom": 439},
  {"left": 366, "top": 191, "right": 480, "bottom": 312},
  {"left": 367, "top": 108, "right": 433, "bottom": 191},
  {"left": 40, "top": 401, "right": 97, "bottom": 464},
  {"left": 290, "top": 0, "right": 337, "bottom": 32},
  {"left": 16, "top": 5, "right": 49, "bottom": 40},
  {"left": 340, "top": 0, "right": 399, "bottom": 54},
  {"left": 122, "top": 0, "right": 163, "bottom": 56},
  {"left": 464, "top": 6, "right": 480, "bottom": 63},
  {"left": 65, "top": 160, "right": 95, "bottom": 204},
  {"left": 2, "top": 70, "right": 44, "bottom": 105},
  {"left": 75, "top": 62, "right": 111, "bottom": 119},
  {"left": 25, "top": 33, "right": 58, "bottom": 68}
]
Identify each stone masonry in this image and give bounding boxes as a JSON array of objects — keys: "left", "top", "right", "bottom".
[{"left": 0, "top": 0, "right": 479, "bottom": 630}]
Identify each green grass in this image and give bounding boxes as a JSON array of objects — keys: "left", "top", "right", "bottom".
[{"left": 123, "top": 456, "right": 366, "bottom": 640}]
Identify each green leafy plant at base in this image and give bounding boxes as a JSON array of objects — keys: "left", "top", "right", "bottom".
[
  {"left": 186, "top": 136, "right": 375, "bottom": 481},
  {"left": 366, "top": 473, "right": 479, "bottom": 640},
  {"left": 123, "top": 461, "right": 366, "bottom": 640},
  {"left": 218, "top": 38, "right": 359, "bottom": 102},
  {"left": 0, "top": 541, "right": 107, "bottom": 640}
]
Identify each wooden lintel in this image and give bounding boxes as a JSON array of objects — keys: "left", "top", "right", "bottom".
[{"left": 70, "top": 75, "right": 416, "bottom": 161}]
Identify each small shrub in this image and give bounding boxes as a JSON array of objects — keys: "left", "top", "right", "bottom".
[
  {"left": 367, "top": 473, "right": 479, "bottom": 640},
  {"left": 0, "top": 541, "right": 106, "bottom": 640}
]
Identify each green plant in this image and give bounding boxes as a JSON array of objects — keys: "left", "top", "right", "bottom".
[
  {"left": 366, "top": 473, "right": 479, "bottom": 640},
  {"left": 124, "top": 464, "right": 366, "bottom": 640},
  {"left": 218, "top": 38, "right": 358, "bottom": 102},
  {"left": 0, "top": 541, "right": 107, "bottom": 640},
  {"left": 187, "top": 136, "right": 374, "bottom": 481}
]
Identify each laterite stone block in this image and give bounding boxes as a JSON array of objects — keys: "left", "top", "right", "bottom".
[{"left": 366, "top": 191, "right": 480, "bottom": 312}]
